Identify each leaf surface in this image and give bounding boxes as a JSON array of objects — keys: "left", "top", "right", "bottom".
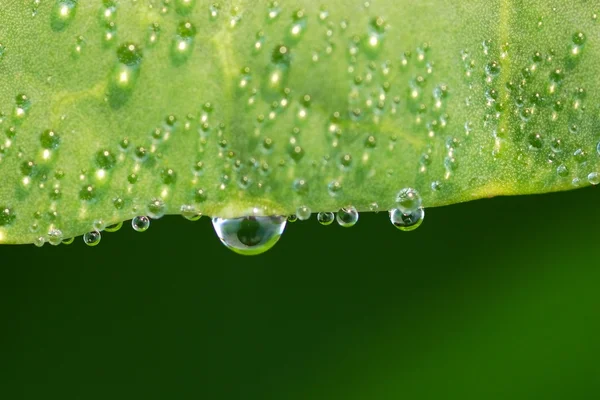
[{"left": 0, "top": 0, "right": 598, "bottom": 244}]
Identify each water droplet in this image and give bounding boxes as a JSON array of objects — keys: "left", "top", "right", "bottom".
[
  {"left": 395, "top": 188, "right": 422, "bottom": 213},
  {"left": 485, "top": 61, "right": 501, "bottom": 77},
  {"left": 117, "top": 42, "right": 143, "bottom": 66},
  {"left": 48, "top": 228, "right": 63, "bottom": 246},
  {"left": 390, "top": 208, "right": 425, "bottom": 231},
  {"left": 113, "top": 196, "right": 125, "bottom": 210},
  {"left": 40, "top": 129, "right": 60, "bottom": 150},
  {"left": 293, "top": 178, "right": 309, "bottom": 195},
  {"left": 147, "top": 198, "right": 166, "bottom": 219},
  {"left": 528, "top": 133, "right": 543, "bottom": 150},
  {"left": 588, "top": 172, "right": 600, "bottom": 185},
  {"left": 175, "top": 0, "right": 195, "bottom": 15},
  {"left": 557, "top": 164, "right": 569, "bottom": 177},
  {"left": 96, "top": 149, "right": 116, "bottom": 169},
  {"left": 171, "top": 21, "right": 197, "bottom": 64},
  {"left": 105, "top": 221, "right": 123, "bottom": 232},
  {"left": 296, "top": 206, "right": 311, "bottom": 221},
  {"left": 212, "top": 215, "right": 287, "bottom": 256},
  {"left": 51, "top": 0, "right": 78, "bottom": 31},
  {"left": 572, "top": 32, "right": 586, "bottom": 46},
  {"left": 161, "top": 168, "right": 177, "bottom": 185},
  {"left": 132, "top": 216, "right": 150, "bottom": 232},
  {"left": 317, "top": 212, "right": 334, "bottom": 226},
  {"left": 287, "top": 214, "right": 298, "bottom": 223},
  {"left": 180, "top": 204, "right": 202, "bottom": 221},
  {"left": 336, "top": 206, "right": 359, "bottom": 228},
  {"left": 83, "top": 231, "right": 101, "bottom": 247},
  {"left": 79, "top": 184, "right": 96, "bottom": 201},
  {"left": 0, "top": 207, "right": 16, "bottom": 226},
  {"left": 328, "top": 180, "right": 342, "bottom": 197}
]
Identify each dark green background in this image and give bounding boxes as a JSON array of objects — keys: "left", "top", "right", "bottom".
[{"left": 1, "top": 188, "right": 599, "bottom": 399}]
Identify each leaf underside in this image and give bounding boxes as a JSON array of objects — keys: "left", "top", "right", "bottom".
[{"left": 0, "top": 0, "right": 598, "bottom": 244}]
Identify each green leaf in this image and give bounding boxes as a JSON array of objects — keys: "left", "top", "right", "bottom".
[{"left": 0, "top": 1, "right": 599, "bottom": 246}]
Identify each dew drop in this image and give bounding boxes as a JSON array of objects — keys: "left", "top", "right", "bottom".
[
  {"left": 395, "top": 187, "right": 422, "bottom": 213},
  {"left": 175, "top": 0, "right": 195, "bottom": 15},
  {"left": 390, "top": 208, "right": 425, "bottom": 231},
  {"left": 0, "top": 207, "right": 16, "bottom": 226},
  {"left": 317, "top": 212, "right": 335, "bottom": 226},
  {"left": 96, "top": 149, "right": 116, "bottom": 170},
  {"left": 485, "top": 61, "right": 501, "bottom": 77},
  {"left": 528, "top": 133, "right": 543, "bottom": 150},
  {"left": 117, "top": 43, "right": 143, "bottom": 66},
  {"left": 296, "top": 206, "right": 311, "bottom": 221},
  {"left": 47, "top": 228, "right": 63, "bottom": 246},
  {"left": 180, "top": 204, "right": 202, "bottom": 221},
  {"left": 40, "top": 129, "right": 60, "bottom": 150},
  {"left": 588, "top": 172, "right": 600, "bottom": 185},
  {"left": 83, "top": 231, "right": 101, "bottom": 247},
  {"left": 336, "top": 206, "right": 359, "bottom": 228},
  {"left": 51, "top": 0, "right": 78, "bottom": 31},
  {"left": 557, "top": 164, "right": 569, "bottom": 177},
  {"left": 147, "top": 198, "right": 166, "bottom": 219},
  {"left": 105, "top": 221, "right": 123, "bottom": 232},
  {"left": 132, "top": 216, "right": 150, "bottom": 232},
  {"left": 212, "top": 215, "right": 287, "bottom": 256},
  {"left": 33, "top": 237, "right": 45, "bottom": 248}
]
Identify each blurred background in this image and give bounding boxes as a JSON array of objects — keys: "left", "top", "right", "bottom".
[{"left": 1, "top": 187, "right": 599, "bottom": 399}]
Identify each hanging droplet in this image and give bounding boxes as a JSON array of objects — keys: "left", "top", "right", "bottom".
[
  {"left": 390, "top": 208, "right": 425, "bottom": 231},
  {"left": 105, "top": 221, "right": 123, "bottom": 232},
  {"left": 336, "top": 206, "right": 359, "bottom": 228},
  {"left": 212, "top": 215, "right": 287, "bottom": 256},
  {"left": 83, "top": 231, "right": 101, "bottom": 246},
  {"left": 147, "top": 198, "right": 166, "bottom": 219},
  {"left": 132, "top": 216, "right": 150, "bottom": 232},
  {"left": 296, "top": 205, "right": 311, "bottom": 221},
  {"left": 180, "top": 204, "right": 202, "bottom": 221},
  {"left": 317, "top": 212, "right": 334, "bottom": 226}
]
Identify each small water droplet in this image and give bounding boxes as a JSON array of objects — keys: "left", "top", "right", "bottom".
[
  {"left": 147, "top": 198, "right": 166, "bottom": 219},
  {"left": 317, "top": 212, "right": 335, "bottom": 226},
  {"left": 83, "top": 231, "right": 101, "bottom": 247},
  {"left": 557, "top": 164, "right": 569, "bottom": 177},
  {"left": 105, "top": 221, "right": 123, "bottom": 232},
  {"left": 588, "top": 172, "right": 600, "bottom": 185},
  {"left": 51, "top": 0, "right": 78, "bottom": 31},
  {"left": 132, "top": 216, "right": 150, "bottom": 232},
  {"left": 48, "top": 228, "right": 63, "bottom": 246},
  {"left": 390, "top": 208, "right": 425, "bottom": 231},
  {"left": 180, "top": 204, "right": 202, "bottom": 221},
  {"left": 395, "top": 188, "right": 422, "bottom": 213},
  {"left": 336, "top": 206, "right": 359, "bottom": 228},
  {"left": 296, "top": 206, "right": 311, "bottom": 221},
  {"left": 212, "top": 215, "right": 287, "bottom": 256},
  {"left": 0, "top": 207, "right": 16, "bottom": 226}
]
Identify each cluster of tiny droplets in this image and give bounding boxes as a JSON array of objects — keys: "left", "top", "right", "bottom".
[{"left": 0, "top": 1, "right": 596, "bottom": 255}]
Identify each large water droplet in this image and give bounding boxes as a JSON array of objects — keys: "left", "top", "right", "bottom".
[
  {"left": 83, "top": 231, "right": 101, "bottom": 246},
  {"left": 336, "top": 206, "right": 359, "bottom": 228},
  {"left": 212, "top": 215, "right": 287, "bottom": 256},
  {"left": 132, "top": 216, "right": 150, "bottom": 232},
  {"left": 390, "top": 208, "right": 425, "bottom": 231}
]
